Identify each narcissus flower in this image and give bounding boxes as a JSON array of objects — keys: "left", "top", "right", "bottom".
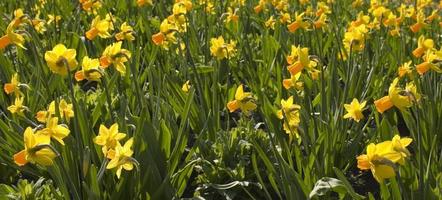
[
  {"left": 410, "top": 10, "right": 426, "bottom": 33},
  {"left": 412, "top": 36, "right": 434, "bottom": 58},
  {"left": 106, "top": 138, "right": 135, "bottom": 179},
  {"left": 277, "top": 96, "right": 301, "bottom": 142},
  {"left": 374, "top": 78, "right": 417, "bottom": 113},
  {"left": 343, "top": 24, "right": 369, "bottom": 52},
  {"left": 47, "top": 15, "right": 61, "bottom": 25},
  {"left": 151, "top": 19, "right": 177, "bottom": 49},
  {"left": 8, "top": 96, "right": 27, "bottom": 114},
  {"left": 210, "top": 36, "right": 237, "bottom": 60},
  {"left": 85, "top": 14, "right": 114, "bottom": 40},
  {"left": 343, "top": 98, "right": 366, "bottom": 122},
  {"left": 39, "top": 117, "right": 70, "bottom": 145},
  {"left": 0, "top": 21, "right": 26, "bottom": 50},
  {"left": 75, "top": 56, "right": 103, "bottom": 81},
  {"left": 94, "top": 123, "right": 126, "bottom": 156},
  {"left": 416, "top": 50, "right": 442, "bottom": 75},
  {"left": 182, "top": 80, "right": 191, "bottom": 93},
  {"left": 32, "top": 19, "right": 47, "bottom": 34},
  {"left": 357, "top": 135, "right": 412, "bottom": 183},
  {"left": 137, "top": 0, "right": 153, "bottom": 7},
  {"left": 4, "top": 73, "right": 21, "bottom": 95},
  {"left": 224, "top": 7, "right": 239, "bottom": 24},
  {"left": 44, "top": 44, "right": 78, "bottom": 76},
  {"left": 265, "top": 16, "right": 276, "bottom": 30},
  {"left": 79, "top": 0, "right": 102, "bottom": 13},
  {"left": 115, "top": 22, "right": 135, "bottom": 41},
  {"left": 283, "top": 72, "right": 303, "bottom": 90},
  {"left": 398, "top": 61, "right": 413, "bottom": 78},
  {"left": 286, "top": 45, "right": 317, "bottom": 75},
  {"left": 36, "top": 99, "right": 74, "bottom": 123},
  {"left": 100, "top": 42, "right": 131, "bottom": 75},
  {"left": 13, "top": 127, "right": 56, "bottom": 166},
  {"left": 227, "top": 84, "right": 256, "bottom": 115},
  {"left": 287, "top": 12, "right": 310, "bottom": 32}
]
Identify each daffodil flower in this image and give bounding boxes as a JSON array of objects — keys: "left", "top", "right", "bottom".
[
  {"left": 8, "top": 96, "right": 27, "bottom": 114},
  {"left": 39, "top": 117, "right": 70, "bottom": 145},
  {"left": 100, "top": 42, "right": 131, "bottom": 75},
  {"left": 374, "top": 78, "right": 416, "bottom": 113},
  {"left": 210, "top": 36, "right": 237, "bottom": 60},
  {"left": 85, "top": 14, "right": 113, "bottom": 40},
  {"left": 75, "top": 56, "right": 103, "bottom": 81},
  {"left": 3, "top": 73, "right": 21, "bottom": 95},
  {"left": 115, "top": 22, "right": 135, "bottom": 41},
  {"left": 44, "top": 44, "right": 78, "bottom": 76},
  {"left": 13, "top": 127, "right": 56, "bottom": 166},
  {"left": 227, "top": 84, "right": 257, "bottom": 115},
  {"left": 412, "top": 36, "right": 434, "bottom": 58},
  {"left": 357, "top": 135, "right": 412, "bottom": 183},
  {"left": 182, "top": 80, "right": 191, "bottom": 93},
  {"left": 343, "top": 98, "right": 366, "bottom": 122},
  {"left": 94, "top": 123, "right": 127, "bottom": 156},
  {"left": 106, "top": 138, "right": 136, "bottom": 179},
  {"left": 277, "top": 96, "right": 301, "bottom": 142}
]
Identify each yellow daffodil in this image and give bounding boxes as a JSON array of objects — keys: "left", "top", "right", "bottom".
[
  {"left": 287, "top": 12, "right": 310, "bottom": 32},
  {"left": 0, "top": 21, "right": 26, "bottom": 50},
  {"left": 182, "top": 80, "right": 191, "bottom": 93},
  {"left": 100, "top": 41, "right": 131, "bottom": 75},
  {"left": 282, "top": 72, "right": 303, "bottom": 90},
  {"left": 265, "top": 16, "right": 276, "bottom": 30},
  {"left": 44, "top": 44, "right": 78, "bottom": 76},
  {"left": 398, "top": 61, "right": 413, "bottom": 78},
  {"left": 343, "top": 24, "right": 368, "bottom": 52},
  {"left": 279, "top": 12, "right": 291, "bottom": 24},
  {"left": 416, "top": 50, "right": 442, "bottom": 75},
  {"left": 47, "top": 14, "right": 61, "bottom": 25},
  {"left": 343, "top": 98, "right": 366, "bottom": 122},
  {"left": 152, "top": 19, "right": 177, "bottom": 49},
  {"left": 39, "top": 117, "right": 70, "bottom": 145},
  {"left": 287, "top": 46, "right": 316, "bottom": 75},
  {"left": 8, "top": 96, "right": 27, "bottom": 114},
  {"left": 13, "top": 127, "right": 56, "bottom": 166},
  {"left": 224, "top": 7, "right": 239, "bottom": 24},
  {"left": 32, "top": 19, "right": 47, "bottom": 34},
  {"left": 115, "top": 22, "right": 135, "bottom": 41},
  {"left": 79, "top": 0, "right": 102, "bottom": 13},
  {"left": 94, "top": 123, "right": 127, "bottom": 156},
  {"left": 210, "top": 36, "right": 237, "bottom": 60},
  {"left": 254, "top": 0, "right": 266, "bottom": 14},
  {"left": 277, "top": 96, "right": 301, "bottom": 142},
  {"left": 314, "top": 13, "right": 328, "bottom": 29},
  {"left": 357, "top": 135, "right": 412, "bottom": 183},
  {"left": 137, "top": 0, "right": 153, "bottom": 6},
  {"left": 75, "top": 56, "right": 103, "bottom": 81},
  {"left": 106, "top": 138, "right": 135, "bottom": 179},
  {"left": 35, "top": 99, "right": 74, "bottom": 123},
  {"left": 374, "top": 78, "right": 414, "bottom": 113},
  {"left": 410, "top": 9, "right": 426, "bottom": 33},
  {"left": 85, "top": 14, "right": 114, "bottom": 40},
  {"left": 4, "top": 73, "right": 21, "bottom": 95},
  {"left": 413, "top": 36, "right": 434, "bottom": 58},
  {"left": 357, "top": 143, "right": 396, "bottom": 183},
  {"left": 227, "top": 84, "right": 256, "bottom": 115}
]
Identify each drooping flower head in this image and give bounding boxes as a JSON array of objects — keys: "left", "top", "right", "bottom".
[
  {"left": 13, "top": 127, "right": 56, "bottom": 166},
  {"left": 44, "top": 44, "right": 78, "bottom": 76},
  {"left": 100, "top": 42, "right": 131, "bottom": 75},
  {"left": 227, "top": 84, "right": 256, "bottom": 115}
]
